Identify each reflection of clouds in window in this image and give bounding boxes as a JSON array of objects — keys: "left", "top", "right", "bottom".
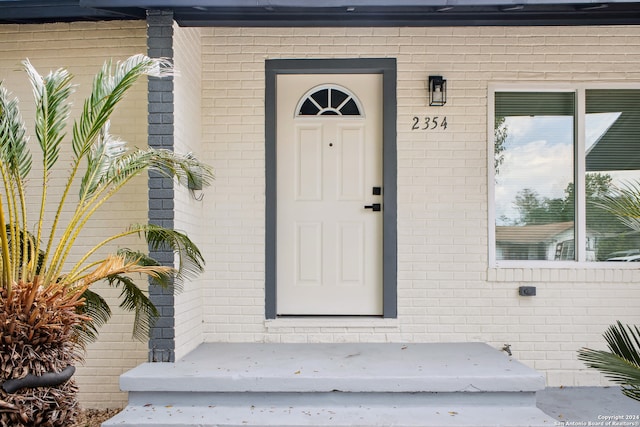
[
  {"left": 586, "top": 112, "right": 621, "bottom": 152},
  {"left": 495, "top": 116, "right": 573, "bottom": 224},
  {"left": 504, "top": 116, "right": 573, "bottom": 148},
  {"left": 496, "top": 142, "right": 572, "bottom": 224},
  {"left": 502, "top": 116, "right": 534, "bottom": 141}
]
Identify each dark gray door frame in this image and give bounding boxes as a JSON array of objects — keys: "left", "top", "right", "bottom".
[{"left": 265, "top": 58, "right": 397, "bottom": 319}]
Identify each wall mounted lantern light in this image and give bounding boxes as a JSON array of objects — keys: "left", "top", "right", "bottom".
[{"left": 428, "top": 75, "right": 447, "bottom": 106}]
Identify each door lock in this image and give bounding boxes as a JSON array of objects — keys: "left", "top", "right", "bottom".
[{"left": 364, "top": 203, "right": 381, "bottom": 212}]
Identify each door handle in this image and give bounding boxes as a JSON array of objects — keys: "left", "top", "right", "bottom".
[{"left": 364, "top": 203, "right": 381, "bottom": 212}]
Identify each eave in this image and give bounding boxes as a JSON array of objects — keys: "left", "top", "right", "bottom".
[{"left": 1, "top": 0, "right": 640, "bottom": 26}]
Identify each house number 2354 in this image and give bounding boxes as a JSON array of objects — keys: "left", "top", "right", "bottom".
[{"left": 411, "top": 116, "right": 448, "bottom": 131}]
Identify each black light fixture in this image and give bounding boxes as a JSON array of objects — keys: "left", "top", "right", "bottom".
[{"left": 428, "top": 75, "right": 447, "bottom": 106}]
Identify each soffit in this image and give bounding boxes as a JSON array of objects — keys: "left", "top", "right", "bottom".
[{"left": 2, "top": 0, "right": 640, "bottom": 26}]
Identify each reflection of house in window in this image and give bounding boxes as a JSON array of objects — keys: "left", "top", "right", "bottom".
[
  {"left": 496, "top": 222, "right": 575, "bottom": 261},
  {"left": 555, "top": 239, "right": 574, "bottom": 260},
  {"left": 586, "top": 90, "right": 640, "bottom": 173},
  {"left": 496, "top": 221, "right": 609, "bottom": 261}
]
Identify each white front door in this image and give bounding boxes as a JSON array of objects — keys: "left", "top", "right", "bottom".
[{"left": 276, "top": 74, "right": 383, "bottom": 315}]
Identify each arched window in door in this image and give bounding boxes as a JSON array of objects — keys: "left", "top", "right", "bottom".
[{"left": 296, "top": 85, "right": 363, "bottom": 117}]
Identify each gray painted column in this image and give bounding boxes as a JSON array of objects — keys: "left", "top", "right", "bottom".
[{"left": 146, "top": 9, "right": 175, "bottom": 363}]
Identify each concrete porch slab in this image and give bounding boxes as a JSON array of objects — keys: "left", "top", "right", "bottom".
[
  {"left": 120, "top": 342, "right": 546, "bottom": 394},
  {"left": 105, "top": 343, "right": 555, "bottom": 426}
]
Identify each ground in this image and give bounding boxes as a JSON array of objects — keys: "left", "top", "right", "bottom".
[{"left": 74, "top": 408, "right": 122, "bottom": 427}]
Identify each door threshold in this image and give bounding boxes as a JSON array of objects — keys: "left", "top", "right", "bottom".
[{"left": 265, "top": 316, "right": 398, "bottom": 330}]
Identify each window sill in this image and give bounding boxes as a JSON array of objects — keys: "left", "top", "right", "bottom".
[
  {"left": 265, "top": 317, "right": 399, "bottom": 331},
  {"left": 488, "top": 262, "right": 640, "bottom": 283},
  {"left": 492, "top": 260, "right": 640, "bottom": 269}
]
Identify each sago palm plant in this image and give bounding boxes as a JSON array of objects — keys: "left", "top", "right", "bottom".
[
  {"left": 578, "top": 322, "right": 640, "bottom": 402},
  {"left": 578, "top": 182, "right": 640, "bottom": 402},
  {"left": 0, "top": 55, "right": 213, "bottom": 426}
]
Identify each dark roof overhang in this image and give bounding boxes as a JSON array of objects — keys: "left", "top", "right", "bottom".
[
  {"left": 2, "top": 0, "right": 640, "bottom": 26},
  {"left": 0, "top": 0, "right": 144, "bottom": 24}
]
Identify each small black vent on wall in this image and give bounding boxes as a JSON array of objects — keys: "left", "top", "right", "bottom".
[{"left": 518, "top": 286, "right": 536, "bottom": 296}]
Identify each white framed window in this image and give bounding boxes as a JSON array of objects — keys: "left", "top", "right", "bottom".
[{"left": 489, "top": 84, "right": 640, "bottom": 267}]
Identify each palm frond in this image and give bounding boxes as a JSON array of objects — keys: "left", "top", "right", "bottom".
[
  {"left": 604, "top": 321, "right": 640, "bottom": 366},
  {"left": 0, "top": 86, "right": 31, "bottom": 180},
  {"left": 595, "top": 181, "right": 640, "bottom": 232},
  {"left": 74, "top": 254, "right": 173, "bottom": 289},
  {"left": 148, "top": 149, "right": 215, "bottom": 190},
  {"left": 0, "top": 86, "right": 31, "bottom": 290},
  {"left": 578, "top": 322, "right": 640, "bottom": 402},
  {"left": 81, "top": 147, "right": 153, "bottom": 201},
  {"left": 4, "top": 224, "right": 43, "bottom": 276},
  {"left": 116, "top": 248, "right": 173, "bottom": 288},
  {"left": 106, "top": 274, "right": 159, "bottom": 341},
  {"left": 79, "top": 123, "right": 128, "bottom": 199},
  {"left": 134, "top": 223, "right": 206, "bottom": 284},
  {"left": 75, "top": 289, "right": 112, "bottom": 344},
  {"left": 23, "top": 59, "right": 75, "bottom": 283},
  {"left": 0, "top": 200, "right": 11, "bottom": 289},
  {"left": 72, "top": 54, "right": 172, "bottom": 159},
  {"left": 23, "top": 59, "right": 74, "bottom": 172},
  {"left": 87, "top": 148, "right": 213, "bottom": 201}
]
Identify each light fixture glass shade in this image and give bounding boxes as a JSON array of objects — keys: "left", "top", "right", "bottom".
[{"left": 429, "top": 75, "right": 447, "bottom": 106}]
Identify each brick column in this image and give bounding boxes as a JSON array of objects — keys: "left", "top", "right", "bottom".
[{"left": 147, "top": 9, "right": 175, "bottom": 363}]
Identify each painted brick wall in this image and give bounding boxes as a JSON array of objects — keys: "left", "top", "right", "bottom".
[
  {"left": 147, "top": 10, "right": 176, "bottom": 363},
  {"left": 0, "top": 21, "right": 149, "bottom": 408},
  {"left": 173, "top": 24, "right": 207, "bottom": 359},
  {"left": 199, "top": 25, "right": 640, "bottom": 387}
]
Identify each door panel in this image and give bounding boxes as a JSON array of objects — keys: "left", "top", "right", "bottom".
[
  {"left": 296, "top": 222, "right": 322, "bottom": 284},
  {"left": 337, "top": 126, "right": 365, "bottom": 201},
  {"left": 338, "top": 222, "right": 364, "bottom": 284},
  {"left": 295, "top": 126, "right": 323, "bottom": 201},
  {"left": 277, "top": 74, "right": 383, "bottom": 315}
]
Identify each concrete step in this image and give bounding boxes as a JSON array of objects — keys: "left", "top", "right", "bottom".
[
  {"left": 102, "top": 343, "right": 556, "bottom": 427},
  {"left": 103, "top": 400, "right": 553, "bottom": 426}
]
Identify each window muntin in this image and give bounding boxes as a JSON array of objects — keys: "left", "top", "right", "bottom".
[
  {"left": 492, "top": 88, "right": 640, "bottom": 264},
  {"left": 296, "top": 85, "right": 363, "bottom": 117}
]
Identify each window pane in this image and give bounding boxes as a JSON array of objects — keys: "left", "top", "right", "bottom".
[
  {"left": 311, "top": 89, "right": 329, "bottom": 109},
  {"left": 299, "top": 98, "right": 320, "bottom": 115},
  {"left": 586, "top": 89, "right": 640, "bottom": 262},
  {"left": 340, "top": 98, "right": 360, "bottom": 115},
  {"left": 330, "top": 89, "right": 349, "bottom": 109},
  {"left": 494, "top": 92, "right": 575, "bottom": 261}
]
